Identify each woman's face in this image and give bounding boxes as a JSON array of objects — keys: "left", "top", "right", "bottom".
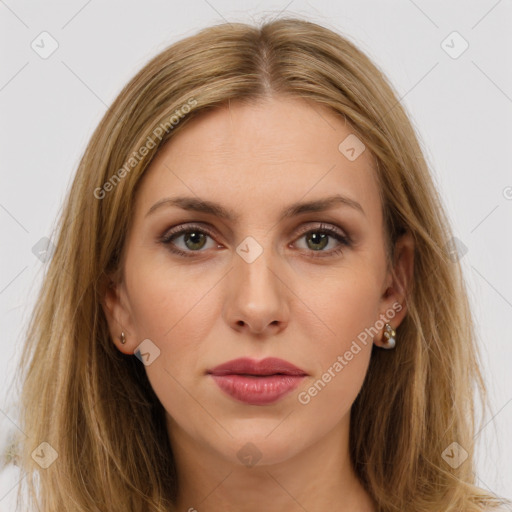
[{"left": 103, "top": 96, "right": 411, "bottom": 468}]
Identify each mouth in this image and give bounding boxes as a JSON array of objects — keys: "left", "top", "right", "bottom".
[
  {"left": 207, "top": 357, "right": 308, "bottom": 377},
  {"left": 207, "top": 357, "right": 308, "bottom": 405}
]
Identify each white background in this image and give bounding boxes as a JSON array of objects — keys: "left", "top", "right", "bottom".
[{"left": 1, "top": 0, "right": 511, "bottom": 508}]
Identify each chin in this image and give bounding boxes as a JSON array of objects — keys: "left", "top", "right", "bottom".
[{"left": 213, "top": 424, "right": 308, "bottom": 468}]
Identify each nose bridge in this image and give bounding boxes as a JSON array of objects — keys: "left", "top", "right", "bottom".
[
  {"left": 224, "top": 231, "right": 289, "bottom": 332},
  {"left": 233, "top": 233, "right": 281, "bottom": 297}
]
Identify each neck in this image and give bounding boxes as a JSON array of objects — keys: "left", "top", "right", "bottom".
[{"left": 168, "top": 414, "right": 376, "bottom": 512}]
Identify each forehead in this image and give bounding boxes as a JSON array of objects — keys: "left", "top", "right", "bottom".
[{"left": 133, "top": 96, "right": 381, "bottom": 225}]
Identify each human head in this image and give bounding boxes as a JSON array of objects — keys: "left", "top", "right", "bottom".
[{"left": 18, "top": 17, "right": 504, "bottom": 512}]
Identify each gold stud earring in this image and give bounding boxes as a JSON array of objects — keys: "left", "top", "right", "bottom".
[
  {"left": 120, "top": 331, "right": 126, "bottom": 344},
  {"left": 382, "top": 323, "right": 396, "bottom": 349}
]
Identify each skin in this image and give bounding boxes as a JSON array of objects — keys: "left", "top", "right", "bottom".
[{"left": 102, "top": 95, "right": 414, "bottom": 512}]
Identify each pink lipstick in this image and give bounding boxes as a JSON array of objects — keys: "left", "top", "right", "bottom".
[{"left": 207, "top": 357, "right": 307, "bottom": 405}]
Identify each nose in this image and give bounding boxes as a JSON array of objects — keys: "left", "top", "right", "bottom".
[{"left": 223, "top": 242, "right": 289, "bottom": 336}]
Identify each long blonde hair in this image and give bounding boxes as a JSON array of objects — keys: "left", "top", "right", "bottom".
[{"left": 16, "top": 17, "right": 508, "bottom": 511}]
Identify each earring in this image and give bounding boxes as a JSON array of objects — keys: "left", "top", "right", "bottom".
[
  {"left": 382, "top": 323, "right": 396, "bottom": 349},
  {"left": 120, "top": 331, "right": 126, "bottom": 344}
]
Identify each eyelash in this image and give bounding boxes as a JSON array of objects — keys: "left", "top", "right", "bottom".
[{"left": 159, "top": 223, "right": 351, "bottom": 259}]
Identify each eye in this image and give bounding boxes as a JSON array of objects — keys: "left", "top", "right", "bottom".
[
  {"left": 159, "top": 222, "right": 351, "bottom": 258},
  {"left": 159, "top": 224, "right": 218, "bottom": 257},
  {"left": 292, "top": 223, "right": 351, "bottom": 258}
]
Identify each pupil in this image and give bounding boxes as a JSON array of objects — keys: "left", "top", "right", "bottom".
[
  {"left": 185, "top": 232, "right": 206, "bottom": 250},
  {"left": 308, "top": 232, "right": 327, "bottom": 250},
  {"left": 182, "top": 231, "right": 329, "bottom": 252}
]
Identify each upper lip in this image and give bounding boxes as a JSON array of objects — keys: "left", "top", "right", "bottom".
[{"left": 207, "top": 357, "right": 308, "bottom": 376}]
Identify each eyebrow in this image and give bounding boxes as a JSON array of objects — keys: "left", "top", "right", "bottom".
[{"left": 145, "top": 194, "right": 365, "bottom": 221}]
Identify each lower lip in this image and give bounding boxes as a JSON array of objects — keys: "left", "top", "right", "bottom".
[{"left": 210, "top": 374, "right": 305, "bottom": 405}]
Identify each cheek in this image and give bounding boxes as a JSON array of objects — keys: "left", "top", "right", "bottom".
[
  {"left": 292, "top": 266, "right": 381, "bottom": 408},
  {"left": 126, "top": 256, "right": 219, "bottom": 343},
  {"left": 297, "top": 265, "right": 382, "bottom": 353},
  {"left": 125, "top": 260, "right": 221, "bottom": 402},
  {"left": 294, "top": 299, "right": 375, "bottom": 431}
]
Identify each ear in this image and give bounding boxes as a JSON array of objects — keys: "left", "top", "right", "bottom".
[
  {"left": 100, "top": 273, "right": 137, "bottom": 355},
  {"left": 374, "top": 230, "right": 415, "bottom": 348}
]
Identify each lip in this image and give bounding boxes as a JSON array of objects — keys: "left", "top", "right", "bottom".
[{"left": 207, "top": 357, "right": 308, "bottom": 406}]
